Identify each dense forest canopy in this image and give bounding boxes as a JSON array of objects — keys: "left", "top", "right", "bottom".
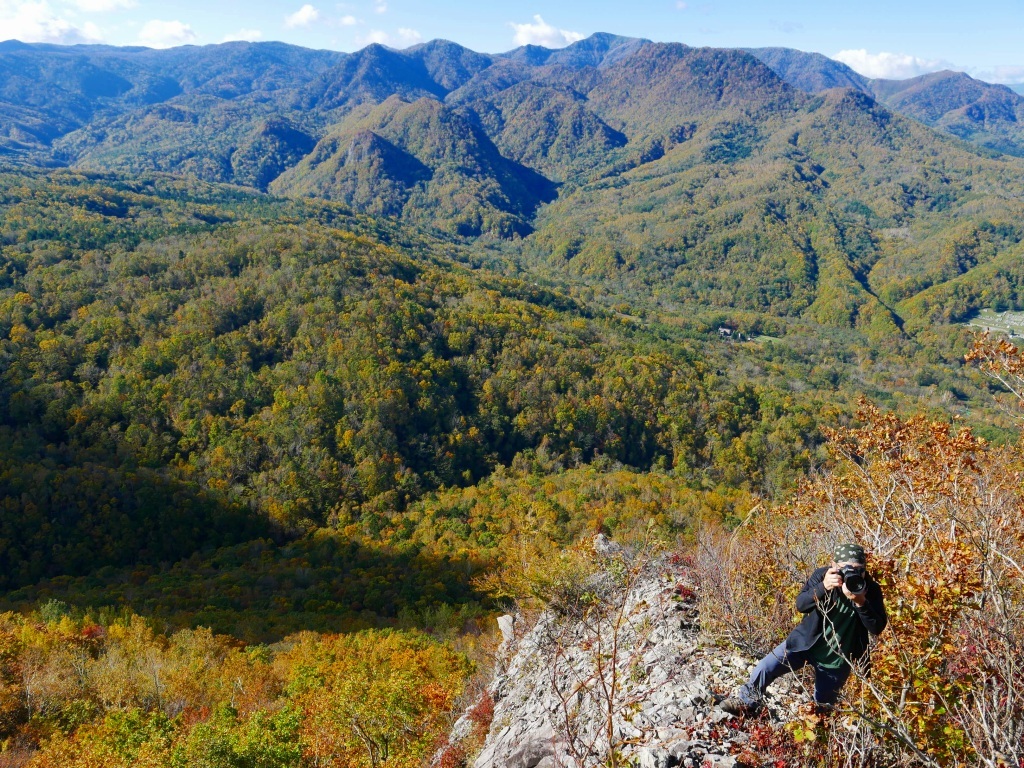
[{"left": 0, "top": 169, "right": 831, "bottom": 596}]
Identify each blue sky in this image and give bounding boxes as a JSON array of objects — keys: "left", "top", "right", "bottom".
[{"left": 2, "top": 0, "right": 1022, "bottom": 83}]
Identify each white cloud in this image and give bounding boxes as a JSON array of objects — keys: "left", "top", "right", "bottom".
[
  {"left": 397, "top": 27, "right": 421, "bottom": 44},
  {"left": 222, "top": 28, "right": 262, "bottom": 42},
  {"left": 0, "top": 0, "right": 102, "bottom": 43},
  {"left": 675, "top": 1, "right": 687, "bottom": 8},
  {"left": 373, "top": 0, "right": 387, "bottom": 13},
  {"left": 510, "top": 14, "right": 584, "bottom": 49},
  {"left": 356, "top": 28, "right": 390, "bottom": 45},
  {"left": 976, "top": 65, "right": 1024, "bottom": 85},
  {"left": 137, "top": 19, "right": 197, "bottom": 48},
  {"left": 339, "top": 14, "right": 357, "bottom": 25},
  {"left": 833, "top": 48, "right": 947, "bottom": 80},
  {"left": 354, "top": 27, "right": 420, "bottom": 48},
  {"left": 71, "top": 0, "right": 135, "bottom": 11},
  {"left": 284, "top": 3, "right": 319, "bottom": 28}
]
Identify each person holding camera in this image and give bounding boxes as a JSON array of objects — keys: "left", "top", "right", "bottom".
[{"left": 719, "top": 543, "right": 887, "bottom": 716}]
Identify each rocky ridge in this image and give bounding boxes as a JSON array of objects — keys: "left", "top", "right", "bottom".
[{"left": 444, "top": 548, "right": 813, "bottom": 768}]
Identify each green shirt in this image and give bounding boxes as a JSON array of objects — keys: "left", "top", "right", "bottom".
[{"left": 808, "top": 591, "right": 860, "bottom": 669}]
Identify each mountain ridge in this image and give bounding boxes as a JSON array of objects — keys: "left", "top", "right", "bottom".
[
  {"left": 271, "top": 94, "right": 556, "bottom": 236},
  {"left": 748, "top": 47, "right": 1024, "bottom": 156},
  {"left": 5, "top": 33, "right": 1024, "bottom": 339},
  {"left": 4, "top": 34, "right": 1023, "bottom": 167}
]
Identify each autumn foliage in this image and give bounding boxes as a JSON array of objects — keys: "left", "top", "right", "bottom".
[
  {"left": 697, "top": 355, "right": 1024, "bottom": 767},
  {"left": 0, "top": 611, "right": 469, "bottom": 768}
]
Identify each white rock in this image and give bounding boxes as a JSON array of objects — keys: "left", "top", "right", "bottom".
[
  {"left": 451, "top": 551, "right": 806, "bottom": 768},
  {"left": 497, "top": 614, "right": 515, "bottom": 645},
  {"left": 636, "top": 747, "right": 673, "bottom": 768}
]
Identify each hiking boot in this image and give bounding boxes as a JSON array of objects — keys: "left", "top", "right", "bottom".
[{"left": 718, "top": 696, "right": 756, "bottom": 716}]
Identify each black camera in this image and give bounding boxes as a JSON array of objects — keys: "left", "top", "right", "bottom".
[{"left": 838, "top": 565, "right": 867, "bottom": 595}]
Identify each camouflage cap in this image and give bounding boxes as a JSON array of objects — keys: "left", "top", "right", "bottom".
[{"left": 833, "top": 543, "right": 866, "bottom": 564}]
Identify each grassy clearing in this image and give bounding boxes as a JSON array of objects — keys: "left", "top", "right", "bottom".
[{"left": 963, "top": 308, "right": 1024, "bottom": 336}]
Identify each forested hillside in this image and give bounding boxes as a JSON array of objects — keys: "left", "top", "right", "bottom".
[
  {"left": 5, "top": 34, "right": 1023, "bottom": 339},
  {"left": 524, "top": 85, "right": 1024, "bottom": 336},
  {"left": 271, "top": 95, "right": 555, "bottom": 236},
  {"left": 0, "top": 168, "right": 835, "bottom": 606},
  {"left": 0, "top": 164, "right": 845, "bottom": 763}
]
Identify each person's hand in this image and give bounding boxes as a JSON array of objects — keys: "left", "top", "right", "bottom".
[
  {"left": 841, "top": 582, "right": 868, "bottom": 606},
  {"left": 823, "top": 566, "right": 843, "bottom": 591}
]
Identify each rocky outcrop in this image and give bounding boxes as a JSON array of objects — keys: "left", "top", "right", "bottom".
[{"left": 447, "top": 553, "right": 810, "bottom": 768}]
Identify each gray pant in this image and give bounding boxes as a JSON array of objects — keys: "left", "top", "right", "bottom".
[{"left": 738, "top": 640, "right": 851, "bottom": 705}]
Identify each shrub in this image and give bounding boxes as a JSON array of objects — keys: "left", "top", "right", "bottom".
[
  {"left": 466, "top": 690, "right": 494, "bottom": 740},
  {"left": 438, "top": 742, "right": 467, "bottom": 768}
]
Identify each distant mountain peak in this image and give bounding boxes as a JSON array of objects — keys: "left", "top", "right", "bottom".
[
  {"left": 0, "top": 39, "right": 35, "bottom": 51},
  {"left": 404, "top": 39, "right": 493, "bottom": 91},
  {"left": 496, "top": 32, "right": 650, "bottom": 70},
  {"left": 747, "top": 47, "right": 870, "bottom": 94},
  {"left": 749, "top": 47, "right": 1024, "bottom": 156},
  {"left": 407, "top": 38, "right": 476, "bottom": 54}
]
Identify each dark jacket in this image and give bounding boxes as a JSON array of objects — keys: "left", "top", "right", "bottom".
[{"left": 785, "top": 566, "right": 887, "bottom": 661}]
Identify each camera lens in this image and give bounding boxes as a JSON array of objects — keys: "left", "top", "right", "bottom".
[{"left": 840, "top": 565, "right": 867, "bottom": 595}]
